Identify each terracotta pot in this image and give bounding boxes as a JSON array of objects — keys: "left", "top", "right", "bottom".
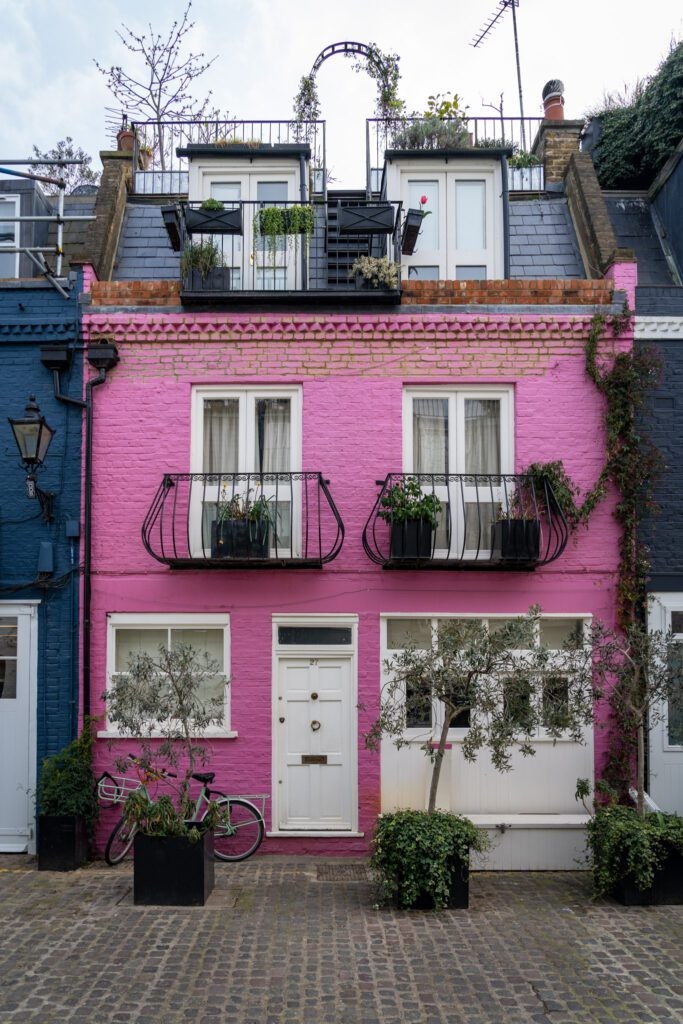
[{"left": 117, "top": 129, "right": 135, "bottom": 153}]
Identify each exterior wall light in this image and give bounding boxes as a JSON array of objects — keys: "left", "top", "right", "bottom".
[{"left": 8, "top": 394, "right": 56, "bottom": 520}]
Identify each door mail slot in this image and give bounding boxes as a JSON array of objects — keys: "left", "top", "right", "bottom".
[{"left": 301, "top": 754, "right": 327, "bottom": 765}]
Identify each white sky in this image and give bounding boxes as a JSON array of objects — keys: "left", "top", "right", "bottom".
[{"left": 1, "top": 0, "right": 681, "bottom": 187}]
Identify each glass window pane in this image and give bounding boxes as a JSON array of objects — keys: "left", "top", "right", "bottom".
[
  {"left": 115, "top": 629, "right": 167, "bottom": 671},
  {"left": 171, "top": 629, "right": 225, "bottom": 709},
  {"left": 387, "top": 618, "right": 432, "bottom": 650},
  {"left": 255, "top": 398, "right": 291, "bottom": 472},
  {"left": 257, "top": 181, "right": 288, "bottom": 203},
  {"left": 0, "top": 661, "right": 17, "bottom": 699},
  {"left": 210, "top": 182, "right": 241, "bottom": 201},
  {"left": 504, "top": 677, "right": 533, "bottom": 730},
  {"left": 489, "top": 618, "right": 534, "bottom": 650},
  {"left": 406, "top": 682, "right": 432, "bottom": 729},
  {"left": 0, "top": 251, "right": 16, "bottom": 277},
  {"left": 0, "top": 199, "right": 17, "bottom": 244},
  {"left": 540, "top": 619, "right": 583, "bottom": 649},
  {"left": 413, "top": 398, "right": 448, "bottom": 474},
  {"left": 671, "top": 611, "right": 683, "bottom": 635},
  {"left": 203, "top": 399, "right": 239, "bottom": 474},
  {"left": 456, "top": 265, "right": 487, "bottom": 280},
  {"left": 407, "top": 266, "right": 440, "bottom": 280},
  {"left": 465, "top": 399, "right": 500, "bottom": 474},
  {"left": 464, "top": 502, "right": 496, "bottom": 553},
  {"left": 0, "top": 618, "right": 18, "bottom": 657},
  {"left": 543, "top": 675, "right": 570, "bottom": 729},
  {"left": 455, "top": 180, "right": 486, "bottom": 250},
  {"left": 407, "top": 180, "right": 438, "bottom": 249},
  {"left": 255, "top": 268, "right": 287, "bottom": 290},
  {"left": 278, "top": 627, "right": 352, "bottom": 645}
]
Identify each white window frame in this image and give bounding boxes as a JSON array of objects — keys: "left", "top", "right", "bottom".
[
  {"left": 648, "top": 594, "right": 683, "bottom": 752},
  {"left": 0, "top": 195, "right": 20, "bottom": 279},
  {"left": 101, "top": 613, "right": 234, "bottom": 738},
  {"left": 380, "top": 613, "right": 592, "bottom": 746}
]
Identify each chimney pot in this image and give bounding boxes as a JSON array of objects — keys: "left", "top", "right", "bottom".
[{"left": 542, "top": 79, "right": 565, "bottom": 121}]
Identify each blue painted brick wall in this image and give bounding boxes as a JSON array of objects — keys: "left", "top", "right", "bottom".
[{"left": 0, "top": 279, "right": 83, "bottom": 767}]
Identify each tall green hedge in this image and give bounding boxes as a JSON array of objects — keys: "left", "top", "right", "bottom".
[{"left": 594, "top": 42, "right": 683, "bottom": 189}]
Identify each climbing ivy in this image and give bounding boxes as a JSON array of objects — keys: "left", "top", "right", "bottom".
[{"left": 293, "top": 43, "right": 404, "bottom": 125}]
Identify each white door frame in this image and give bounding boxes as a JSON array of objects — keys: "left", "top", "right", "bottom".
[
  {"left": 270, "top": 614, "right": 359, "bottom": 836},
  {"left": 0, "top": 602, "right": 39, "bottom": 854},
  {"left": 648, "top": 592, "right": 683, "bottom": 813}
]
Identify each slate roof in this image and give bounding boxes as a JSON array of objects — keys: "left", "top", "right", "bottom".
[
  {"left": 509, "top": 198, "right": 585, "bottom": 279},
  {"left": 604, "top": 196, "right": 674, "bottom": 287},
  {"left": 113, "top": 204, "right": 180, "bottom": 280}
]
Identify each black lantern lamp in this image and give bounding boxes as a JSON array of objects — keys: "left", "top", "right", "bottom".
[{"left": 8, "top": 395, "right": 56, "bottom": 520}]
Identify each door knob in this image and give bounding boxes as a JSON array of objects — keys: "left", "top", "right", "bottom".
[
  {"left": 310, "top": 720, "right": 321, "bottom": 731},
  {"left": 311, "top": 692, "right": 319, "bottom": 700},
  {"left": 279, "top": 717, "right": 285, "bottom": 723}
]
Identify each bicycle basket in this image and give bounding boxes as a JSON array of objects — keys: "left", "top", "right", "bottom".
[{"left": 97, "top": 774, "right": 141, "bottom": 805}]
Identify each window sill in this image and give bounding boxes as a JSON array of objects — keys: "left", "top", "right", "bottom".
[
  {"left": 267, "top": 830, "right": 365, "bottom": 838},
  {"left": 97, "top": 729, "right": 239, "bottom": 740}
]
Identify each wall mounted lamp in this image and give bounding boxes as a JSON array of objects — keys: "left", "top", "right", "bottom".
[{"left": 8, "top": 394, "right": 56, "bottom": 521}]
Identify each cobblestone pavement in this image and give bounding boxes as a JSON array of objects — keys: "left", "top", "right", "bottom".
[{"left": 1, "top": 856, "right": 682, "bottom": 1024}]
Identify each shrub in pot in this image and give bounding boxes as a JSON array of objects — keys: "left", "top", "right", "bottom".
[
  {"left": 378, "top": 477, "right": 440, "bottom": 559},
  {"left": 37, "top": 721, "right": 98, "bottom": 871},
  {"left": 211, "top": 488, "right": 273, "bottom": 559},
  {"left": 349, "top": 255, "right": 400, "bottom": 290},
  {"left": 180, "top": 239, "right": 229, "bottom": 291},
  {"left": 372, "top": 810, "right": 488, "bottom": 909}
]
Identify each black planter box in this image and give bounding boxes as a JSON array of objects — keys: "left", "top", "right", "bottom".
[
  {"left": 133, "top": 831, "right": 214, "bottom": 906},
  {"left": 211, "top": 520, "right": 269, "bottom": 559},
  {"left": 338, "top": 203, "right": 395, "bottom": 234},
  {"left": 401, "top": 209, "right": 424, "bottom": 255},
  {"left": 396, "top": 859, "right": 470, "bottom": 910},
  {"left": 38, "top": 815, "right": 88, "bottom": 871},
  {"left": 390, "top": 519, "right": 433, "bottom": 559},
  {"left": 184, "top": 206, "right": 243, "bottom": 235},
  {"left": 161, "top": 205, "right": 182, "bottom": 251},
  {"left": 612, "top": 847, "right": 683, "bottom": 906},
  {"left": 490, "top": 519, "right": 540, "bottom": 563},
  {"left": 184, "top": 267, "right": 232, "bottom": 293}
]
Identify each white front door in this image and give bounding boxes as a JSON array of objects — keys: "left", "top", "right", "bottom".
[
  {"left": 0, "top": 606, "right": 37, "bottom": 853},
  {"left": 649, "top": 595, "right": 683, "bottom": 814},
  {"left": 276, "top": 654, "right": 355, "bottom": 830}
]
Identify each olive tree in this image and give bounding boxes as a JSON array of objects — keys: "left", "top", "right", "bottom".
[{"left": 366, "top": 607, "right": 597, "bottom": 813}]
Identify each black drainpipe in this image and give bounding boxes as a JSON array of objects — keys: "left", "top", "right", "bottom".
[
  {"left": 501, "top": 153, "right": 511, "bottom": 280},
  {"left": 299, "top": 152, "right": 308, "bottom": 291},
  {"left": 41, "top": 342, "right": 118, "bottom": 719}
]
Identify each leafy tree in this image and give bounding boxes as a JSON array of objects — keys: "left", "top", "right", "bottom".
[
  {"left": 366, "top": 607, "right": 596, "bottom": 813},
  {"left": 31, "top": 138, "right": 100, "bottom": 195}
]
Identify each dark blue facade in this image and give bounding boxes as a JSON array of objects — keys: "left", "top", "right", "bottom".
[{"left": 0, "top": 277, "right": 84, "bottom": 765}]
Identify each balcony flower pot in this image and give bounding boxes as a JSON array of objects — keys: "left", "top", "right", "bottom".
[
  {"left": 401, "top": 209, "right": 425, "bottom": 255},
  {"left": 38, "top": 815, "right": 89, "bottom": 872},
  {"left": 211, "top": 519, "right": 269, "bottom": 559},
  {"left": 490, "top": 519, "right": 540, "bottom": 563},
  {"left": 184, "top": 206, "right": 243, "bottom": 235},
  {"left": 338, "top": 203, "right": 395, "bottom": 235},
  {"left": 390, "top": 518, "right": 433, "bottom": 559},
  {"left": 133, "top": 830, "right": 215, "bottom": 906},
  {"left": 185, "top": 267, "right": 232, "bottom": 293}
]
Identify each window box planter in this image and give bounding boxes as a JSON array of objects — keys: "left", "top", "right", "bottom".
[
  {"left": 184, "top": 206, "right": 243, "bottom": 235},
  {"left": 612, "top": 847, "right": 683, "bottom": 906},
  {"left": 491, "top": 520, "right": 540, "bottom": 563},
  {"left": 184, "top": 268, "right": 232, "bottom": 293},
  {"left": 38, "top": 815, "right": 89, "bottom": 871},
  {"left": 161, "top": 205, "right": 182, "bottom": 251},
  {"left": 390, "top": 519, "right": 433, "bottom": 560},
  {"left": 401, "top": 209, "right": 424, "bottom": 255},
  {"left": 338, "top": 203, "right": 395, "bottom": 234},
  {"left": 133, "top": 830, "right": 215, "bottom": 906},
  {"left": 211, "top": 520, "right": 270, "bottom": 559}
]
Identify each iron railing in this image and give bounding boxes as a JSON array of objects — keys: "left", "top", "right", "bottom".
[
  {"left": 131, "top": 119, "right": 325, "bottom": 196},
  {"left": 366, "top": 116, "right": 545, "bottom": 194},
  {"left": 362, "top": 473, "right": 568, "bottom": 569},
  {"left": 142, "top": 472, "right": 344, "bottom": 568},
  {"left": 177, "top": 198, "right": 402, "bottom": 296}
]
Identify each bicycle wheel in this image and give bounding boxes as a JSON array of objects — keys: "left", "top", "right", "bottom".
[
  {"left": 104, "top": 816, "right": 137, "bottom": 865},
  {"left": 210, "top": 797, "right": 264, "bottom": 862}
]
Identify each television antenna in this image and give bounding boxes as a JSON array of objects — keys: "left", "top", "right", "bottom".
[{"left": 471, "top": 0, "right": 527, "bottom": 149}]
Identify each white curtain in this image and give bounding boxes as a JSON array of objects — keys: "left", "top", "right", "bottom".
[
  {"left": 465, "top": 400, "right": 500, "bottom": 474},
  {"left": 203, "top": 400, "right": 239, "bottom": 473},
  {"left": 413, "top": 399, "right": 448, "bottom": 473},
  {"left": 256, "top": 399, "right": 290, "bottom": 473}
]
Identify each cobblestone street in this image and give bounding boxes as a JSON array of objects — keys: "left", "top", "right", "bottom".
[{"left": 1, "top": 856, "right": 682, "bottom": 1024}]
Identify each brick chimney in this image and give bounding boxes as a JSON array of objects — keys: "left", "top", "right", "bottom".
[
  {"left": 83, "top": 151, "right": 132, "bottom": 281},
  {"left": 531, "top": 80, "right": 584, "bottom": 184}
]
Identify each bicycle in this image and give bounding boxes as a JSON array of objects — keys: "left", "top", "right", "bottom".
[{"left": 97, "top": 758, "right": 267, "bottom": 866}]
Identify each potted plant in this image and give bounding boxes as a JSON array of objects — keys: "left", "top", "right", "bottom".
[
  {"left": 401, "top": 195, "right": 431, "bottom": 255},
  {"left": 254, "top": 204, "right": 314, "bottom": 263},
  {"left": 104, "top": 643, "right": 228, "bottom": 906},
  {"left": 581, "top": 623, "right": 683, "bottom": 905},
  {"left": 116, "top": 123, "right": 135, "bottom": 153},
  {"left": 37, "top": 721, "right": 98, "bottom": 871},
  {"left": 490, "top": 499, "right": 541, "bottom": 564},
  {"left": 184, "top": 197, "right": 243, "bottom": 235},
  {"left": 211, "top": 488, "right": 273, "bottom": 559},
  {"left": 378, "top": 477, "right": 440, "bottom": 559},
  {"left": 350, "top": 255, "right": 400, "bottom": 291},
  {"left": 365, "top": 608, "right": 596, "bottom": 909},
  {"left": 180, "top": 239, "right": 230, "bottom": 292},
  {"left": 507, "top": 150, "right": 541, "bottom": 190}
]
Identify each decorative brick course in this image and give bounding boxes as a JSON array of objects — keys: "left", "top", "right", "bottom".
[{"left": 401, "top": 278, "right": 613, "bottom": 305}]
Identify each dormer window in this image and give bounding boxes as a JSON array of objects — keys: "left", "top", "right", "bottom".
[{"left": 0, "top": 197, "right": 19, "bottom": 279}]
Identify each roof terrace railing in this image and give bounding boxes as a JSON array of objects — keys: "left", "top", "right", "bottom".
[{"left": 130, "top": 119, "right": 325, "bottom": 196}]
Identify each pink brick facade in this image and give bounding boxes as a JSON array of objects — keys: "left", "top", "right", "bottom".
[{"left": 83, "top": 305, "right": 632, "bottom": 855}]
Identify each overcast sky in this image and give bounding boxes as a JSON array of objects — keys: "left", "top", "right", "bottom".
[{"left": 1, "top": 0, "right": 681, "bottom": 187}]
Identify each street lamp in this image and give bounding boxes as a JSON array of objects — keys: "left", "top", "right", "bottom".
[{"left": 8, "top": 394, "right": 56, "bottom": 520}]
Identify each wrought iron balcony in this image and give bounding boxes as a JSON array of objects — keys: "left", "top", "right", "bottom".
[
  {"left": 142, "top": 473, "right": 344, "bottom": 569},
  {"left": 171, "top": 199, "right": 402, "bottom": 300},
  {"left": 362, "top": 474, "right": 568, "bottom": 569}
]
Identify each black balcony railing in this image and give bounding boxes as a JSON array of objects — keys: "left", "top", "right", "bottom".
[
  {"left": 142, "top": 473, "right": 344, "bottom": 569},
  {"left": 175, "top": 199, "right": 402, "bottom": 298},
  {"left": 362, "top": 474, "right": 568, "bottom": 569}
]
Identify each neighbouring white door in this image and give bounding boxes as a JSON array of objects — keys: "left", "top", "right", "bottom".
[
  {"left": 649, "top": 596, "right": 683, "bottom": 814},
  {"left": 276, "top": 655, "right": 354, "bottom": 830},
  {"left": 0, "top": 607, "right": 36, "bottom": 853}
]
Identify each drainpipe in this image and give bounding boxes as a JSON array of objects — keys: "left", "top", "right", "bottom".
[
  {"left": 298, "top": 152, "right": 309, "bottom": 291},
  {"left": 501, "top": 153, "right": 511, "bottom": 280},
  {"left": 40, "top": 341, "right": 119, "bottom": 720}
]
